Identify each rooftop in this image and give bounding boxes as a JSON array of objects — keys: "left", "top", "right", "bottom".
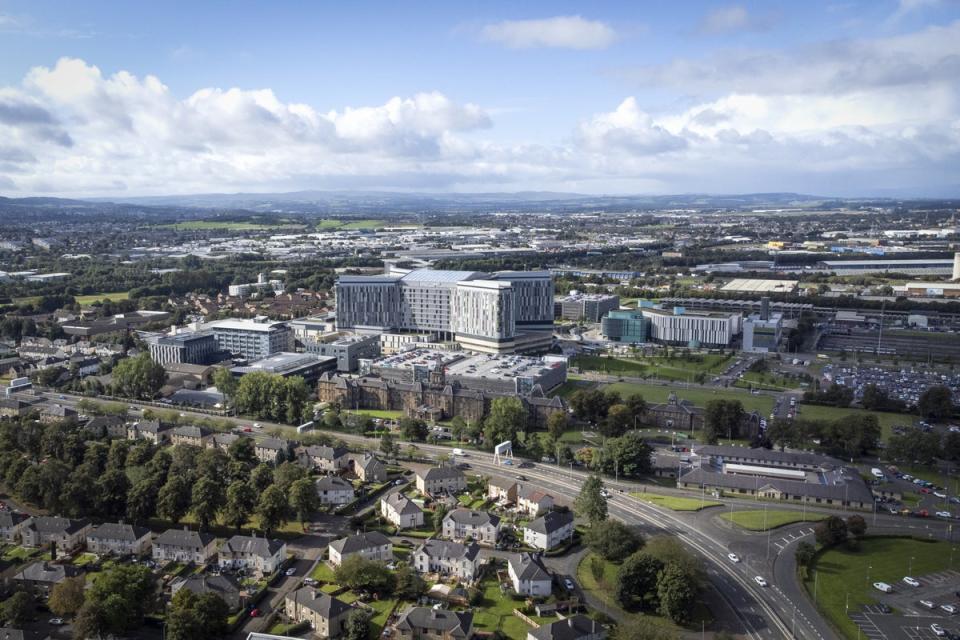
[
  {"left": 232, "top": 352, "right": 334, "bottom": 375},
  {"left": 720, "top": 278, "right": 799, "bottom": 293}
]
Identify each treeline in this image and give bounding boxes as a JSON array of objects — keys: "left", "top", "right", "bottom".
[{"left": 763, "top": 415, "right": 881, "bottom": 458}]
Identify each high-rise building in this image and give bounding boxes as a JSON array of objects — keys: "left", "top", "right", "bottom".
[
  {"left": 642, "top": 306, "right": 740, "bottom": 348},
  {"left": 558, "top": 293, "right": 620, "bottom": 323},
  {"left": 204, "top": 317, "right": 294, "bottom": 361},
  {"left": 335, "top": 268, "right": 553, "bottom": 354},
  {"left": 147, "top": 330, "right": 219, "bottom": 366}
]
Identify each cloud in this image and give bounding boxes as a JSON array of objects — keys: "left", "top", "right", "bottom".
[
  {"left": 889, "top": 0, "right": 941, "bottom": 22},
  {"left": 697, "top": 5, "right": 775, "bottom": 34},
  {"left": 577, "top": 98, "right": 687, "bottom": 155},
  {"left": 480, "top": 16, "right": 616, "bottom": 50}
]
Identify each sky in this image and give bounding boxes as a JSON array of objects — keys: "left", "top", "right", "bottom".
[{"left": 0, "top": 0, "right": 959, "bottom": 198}]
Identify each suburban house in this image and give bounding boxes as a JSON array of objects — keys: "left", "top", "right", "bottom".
[
  {"left": 297, "top": 444, "right": 349, "bottom": 472},
  {"left": 153, "top": 528, "right": 217, "bottom": 564},
  {"left": 380, "top": 493, "right": 424, "bottom": 530},
  {"left": 508, "top": 553, "right": 552, "bottom": 597},
  {"left": 395, "top": 606, "right": 474, "bottom": 640},
  {"left": 39, "top": 404, "right": 77, "bottom": 423},
  {"left": 416, "top": 467, "right": 466, "bottom": 496},
  {"left": 517, "top": 486, "right": 554, "bottom": 518},
  {"left": 412, "top": 539, "right": 481, "bottom": 583},
  {"left": 172, "top": 574, "right": 243, "bottom": 611},
  {"left": 285, "top": 588, "right": 353, "bottom": 638},
  {"left": 170, "top": 425, "right": 213, "bottom": 448},
  {"left": 0, "top": 511, "right": 30, "bottom": 543},
  {"left": 353, "top": 453, "right": 387, "bottom": 483},
  {"left": 487, "top": 477, "right": 517, "bottom": 504},
  {"left": 84, "top": 415, "right": 128, "bottom": 439},
  {"left": 126, "top": 419, "right": 173, "bottom": 444},
  {"left": 207, "top": 432, "right": 241, "bottom": 452},
  {"left": 523, "top": 511, "right": 575, "bottom": 551},
  {"left": 219, "top": 535, "right": 287, "bottom": 577},
  {"left": 255, "top": 437, "right": 290, "bottom": 464},
  {"left": 13, "top": 561, "right": 82, "bottom": 593},
  {"left": 87, "top": 522, "right": 152, "bottom": 556},
  {"left": 328, "top": 531, "right": 393, "bottom": 567},
  {"left": 442, "top": 509, "right": 500, "bottom": 544},
  {"left": 20, "top": 516, "right": 91, "bottom": 553},
  {"left": 315, "top": 476, "right": 355, "bottom": 505},
  {"left": 528, "top": 616, "right": 606, "bottom": 640}
]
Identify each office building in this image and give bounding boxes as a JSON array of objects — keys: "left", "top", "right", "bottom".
[
  {"left": 228, "top": 273, "right": 284, "bottom": 298},
  {"left": 557, "top": 293, "right": 620, "bottom": 323},
  {"left": 642, "top": 306, "right": 740, "bottom": 348},
  {"left": 601, "top": 310, "right": 650, "bottom": 344},
  {"left": 204, "top": 317, "right": 294, "bottom": 361},
  {"left": 742, "top": 300, "right": 783, "bottom": 353},
  {"left": 335, "top": 267, "right": 553, "bottom": 354},
  {"left": 230, "top": 352, "right": 336, "bottom": 384},
  {"left": 147, "top": 330, "right": 219, "bottom": 366},
  {"left": 304, "top": 333, "right": 381, "bottom": 372}
]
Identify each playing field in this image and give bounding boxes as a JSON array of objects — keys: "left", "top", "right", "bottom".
[
  {"left": 75, "top": 291, "right": 130, "bottom": 305},
  {"left": 795, "top": 403, "right": 915, "bottom": 441}
]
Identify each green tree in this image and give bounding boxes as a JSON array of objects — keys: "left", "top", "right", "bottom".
[
  {"left": 227, "top": 437, "right": 257, "bottom": 467},
  {"left": 274, "top": 461, "right": 306, "bottom": 493},
  {"left": 110, "top": 353, "right": 167, "bottom": 400},
  {"left": 484, "top": 397, "right": 527, "bottom": 447},
  {"left": 432, "top": 503, "right": 448, "bottom": 532},
  {"left": 795, "top": 541, "right": 816, "bottom": 569},
  {"left": 289, "top": 477, "right": 319, "bottom": 525},
  {"left": 546, "top": 411, "right": 568, "bottom": 440},
  {"left": 334, "top": 555, "right": 396, "bottom": 595},
  {"left": 49, "top": 575, "right": 86, "bottom": 617},
  {"left": 249, "top": 463, "right": 275, "bottom": 494},
  {"left": 400, "top": 417, "right": 428, "bottom": 442},
  {"left": 256, "top": 484, "right": 289, "bottom": 535},
  {"left": 0, "top": 591, "right": 33, "bottom": 627},
  {"left": 861, "top": 384, "right": 889, "bottom": 411},
  {"left": 449, "top": 416, "right": 467, "bottom": 442},
  {"left": 704, "top": 399, "right": 745, "bottom": 443},
  {"left": 601, "top": 403, "right": 632, "bottom": 438},
  {"left": 85, "top": 564, "right": 157, "bottom": 634},
  {"left": 616, "top": 552, "right": 663, "bottom": 610},
  {"left": 380, "top": 432, "right": 398, "bottom": 458},
  {"left": 224, "top": 480, "right": 257, "bottom": 531},
  {"left": 343, "top": 608, "right": 372, "bottom": 640},
  {"left": 603, "top": 432, "right": 654, "bottom": 478},
  {"left": 95, "top": 468, "right": 131, "bottom": 519},
  {"left": 158, "top": 475, "right": 192, "bottom": 524},
  {"left": 846, "top": 514, "right": 867, "bottom": 538},
  {"left": 919, "top": 385, "right": 954, "bottom": 421},
  {"left": 126, "top": 478, "right": 159, "bottom": 524},
  {"left": 212, "top": 367, "right": 238, "bottom": 405},
  {"left": 814, "top": 516, "right": 848, "bottom": 547},
  {"left": 656, "top": 563, "right": 698, "bottom": 624},
  {"left": 191, "top": 476, "right": 225, "bottom": 531},
  {"left": 574, "top": 474, "right": 608, "bottom": 525},
  {"left": 394, "top": 563, "right": 426, "bottom": 600},
  {"left": 193, "top": 592, "right": 230, "bottom": 638},
  {"left": 587, "top": 521, "right": 643, "bottom": 561},
  {"left": 624, "top": 393, "right": 648, "bottom": 420}
]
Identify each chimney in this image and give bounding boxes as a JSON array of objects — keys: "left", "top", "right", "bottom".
[{"left": 760, "top": 297, "right": 770, "bottom": 321}]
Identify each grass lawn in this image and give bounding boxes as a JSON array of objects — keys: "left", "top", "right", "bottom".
[
  {"left": 345, "top": 409, "right": 404, "bottom": 420},
  {"left": 572, "top": 354, "right": 732, "bottom": 383},
  {"left": 576, "top": 553, "right": 628, "bottom": 618},
  {"left": 605, "top": 381, "right": 774, "bottom": 415},
  {"left": 309, "top": 562, "right": 336, "bottom": 582},
  {"left": 795, "top": 404, "right": 914, "bottom": 442},
  {"left": 1, "top": 546, "right": 38, "bottom": 562},
  {"left": 163, "top": 220, "right": 301, "bottom": 230},
  {"left": 72, "top": 552, "right": 98, "bottom": 566},
  {"left": 720, "top": 509, "right": 827, "bottom": 531},
  {"left": 315, "top": 219, "right": 385, "bottom": 230},
  {"left": 366, "top": 598, "right": 399, "bottom": 639},
  {"left": 805, "top": 537, "right": 954, "bottom": 640},
  {"left": 75, "top": 291, "right": 130, "bottom": 305},
  {"left": 629, "top": 492, "right": 722, "bottom": 511},
  {"left": 471, "top": 579, "right": 552, "bottom": 640}
]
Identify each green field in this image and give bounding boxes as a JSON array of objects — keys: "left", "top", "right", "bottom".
[
  {"left": 630, "top": 492, "right": 722, "bottom": 511},
  {"left": 471, "top": 578, "right": 554, "bottom": 640},
  {"left": 75, "top": 291, "right": 130, "bottom": 305},
  {"left": 162, "top": 220, "right": 301, "bottom": 230},
  {"left": 604, "top": 381, "right": 775, "bottom": 415},
  {"left": 344, "top": 409, "right": 403, "bottom": 420},
  {"left": 720, "top": 509, "right": 827, "bottom": 531},
  {"left": 572, "top": 353, "right": 732, "bottom": 382},
  {"left": 576, "top": 552, "right": 626, "bottom": 617},
  {"left": 796, "top": 403, "right": 915, "bottom": 441},
  {"left": 315, "top": 219, "right": 385, "bottom": 230},
  {"left": 805, "top": 538, "right": 954, "bottom": 640}
]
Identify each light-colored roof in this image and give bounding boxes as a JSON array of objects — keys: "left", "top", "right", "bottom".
[
  {"left": 205, "top": 318, "right": 288, "bottom": 332},
  {"left": 400, "top": 269, "right": 479, "bottom": 283},
  {"left": 721, "top": 278, "right": 799, "bottom": 293}
]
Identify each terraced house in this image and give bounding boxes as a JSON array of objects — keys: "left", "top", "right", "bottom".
[
  {"left": 327, "top": 531, "right": 392, "bottom": 567},
  {"left": 153, "top": 528, "right": 217, "bottom": 564},
  {"left": 170, "top": 424, "right": 213, "bottom": 448},
  {"left": 285, "top": 589, "right": 353, "bottom": 638},
  {"left": 218, "top": 535, "right": 286, "bottom": 577},
  {"left": 395, "top": 606, "right": 474, "bottom": 640},
  {"left": 315, "top": 476, "right": 355, "bottom": 505},
  {"left": 87, "top": 522, "right": 152, "bottom": 556},
  {"left": 416, "top": 466, "right": 466, "bottom": 496},
  {"left": 523, "top": 511, "right": 574, "bottom": 551},
  {"left": 442, "top": 509, "right": 500, "bottom": 544},
  {"left": 20, "top": 516, "right": 91, "bottom": 553},
  {"left": 412, "top": 539, "right": 481, "bottom": 582},
  {"left": 380, "top": 492, "right": 424, "bottom": 529}
]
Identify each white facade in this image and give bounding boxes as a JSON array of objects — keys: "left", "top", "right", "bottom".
[{"left": 642, "top": 307, "right": 740, "bottom": 347}]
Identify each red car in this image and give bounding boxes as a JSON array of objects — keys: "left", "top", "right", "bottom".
[
  {"left": 243, "top": 427, "right": 253, "bottom": 432},
  {"left": 250, "top": 609, "right": 260, "bottom": 618},
  {"left": 920, "top": 488, "right": 931, "bottom": 494}
]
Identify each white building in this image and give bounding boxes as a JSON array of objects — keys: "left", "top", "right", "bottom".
[
  {"left": 380, "top": 493, "right": 424, "bottom": 530},
  {"left": 641, "top": 306, "right": 740, "bottom": 348},
  {"left": 203, "top": 317, "right": 294, "bottom": 361},
  {"left": 327, "top": 532, "right": 392, "bottom": 567},
  {"left": 523, "top": 511, "right": 574, "bottom": 551},
  {"left": 508, "top": 553, "right": 552, "bottom": 597},
  {"left": 412, "top": 539, "right": 481, "bottom": 582},
  {"left": 153, "top": 528, "right": 217, "bottom": 565},
  {"left": 228, "top": 273, "right": 284, "bottom": 298},
  {"left": 442, "top": 509, "right": 500, "bottom": 544},
  {"left": 218, "top": 535, "right": 286, "bottom": 577},
  {"left": 315, "top": 476, "right": 355, "bottom": 506}
]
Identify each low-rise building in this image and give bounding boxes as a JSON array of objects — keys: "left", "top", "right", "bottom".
[
  {"left": 170, "top": 425, "right": 213, "bottom": 448},
  {"left": 20, "top": 516, "right": 91, "bottom": 553},
  {"left": 517, "top": 487, "right": 554, "bottom": 518},
  {"left": 353, "top": 453, "right": 387, "bottom": 483},
  {"left": 523, "top": 511, "right": 574, "bottom": 551},
  {"left": 208, "top": 432, "right": 241, "bottom": 452},
  {"left": 412, "top": 539, "right": 481, "bottom": 582},
  {"left": 328, "top": 531, "right": 393, "bottom": 567},
  {"left": 0, "top": 511, "right": 30, "bottom": 543},
  {"left": 255, "top": 437, "right": 290, "bottom": 464},
  {"left": 442, "top": 509, "right": 500, "bottom": 544},
  {"left": 528, "top": 616, "right": 606, "bottom": 640},
  {"left": 486, "top": 477, "right": 517, "bottom": 504},
  {"left": 127, "top": 419, "right": 173, "bottom": 444},
  {"left": 285, "top": 589, "right": 353, "bottom": 639},
  {"left": 172, "top": 574, "right": 243, "bottom": 611},
  {"left": 395, "top": 606, "right": 474, "bottom": 640},
  {"left": 87, "top": 522, "right": 152, "bottom": 556},
  {"left": 380, "top": 493, "right": 424, "bottom": 530},
  {"left": 153, "top": 528, "right": 217, "bottom": 565},
  {"left": 14, "top": 561, "right": 82, "bottom": 593},
  {"left": 219, "top": 535, "right": 287, "bottom": 577},
  {"left": 316, "top": 476, "right": 355, "bottom": 506},
  {"left": 416, "top": 467, "right": 466, "bottom": 496},
  {"left": 83, "top": 415, "right": 128, "bottom": 439},
  {"left": 508, "top": 553, "right": 552, "bottom": 597},
  {"left": 297, "top": 444, "right": 349, "bottom": 472}
]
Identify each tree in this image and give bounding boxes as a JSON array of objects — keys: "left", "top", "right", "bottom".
[
  {"left": 432, "top": 503, "right": 448, "bottom": 532},
  {"left": 814, "top": 516, "right": 848, "bottom": 547},
  {"left": 449, "top": 416, "right": 467, "bottom": 442},
  {"left": 49, "top": 575, "right": 86, "bottom": 617},
  {"left": 400, "top": 417, "right": 428, "bottom": 442},
  {"left": 616, "top": 552, "right": 663, "bottom": 610},
  {"left": 191, "top": 476, "right": 225, "bottom": 531},
  {"left": 0, "top": 591, "right": 33, "bottom": 627},
  {"left": 846, "top": 514, "right": 867, "bottom": 538},
  {"left": 380, "top": 432, "right": 398, "bottom": 458},
  {"left": 256, "top": 484, "right": 289, "bottom": 535},
  {"left": 919, "top": 385, "right": 954, "bottom": 421},
  {"left": 587, "top": 521, "right": 643, "bottom": 562},
  {"left": 861, "top": 384, "right": 889, "bottom": 411},
  {"left": 343, "top": 608, "right": 372, "bottom": 640},
  {"left": 73, "top": 600, "right": 108, "bottom": 639},
  {"left": 110, "top": 353, "right": 167, "bottom": 399},
  {"left": 158, "top": 475, "right": 192, "bottom": 524},
  {"left": 227, "top": 437, "right": 257, "bottom": 467},
  {"left": 601, "top": 404, "right": 632, "bottom": 438},
  {"left": 250, "top": 463, "right": 275, "bottom": 494},
  {"left": 546, "top": 411, "right": 568, "bottom": 440},
  {"left": 224, "top": 480, "right": 257, "bottom": 531},
  {"left": 704, "top": 399, "right": 744, "bottom": 443},
  {"left": 126, "top": 478, "right": 159, "bottom": 524},
  {"left": 289, "top": 477, "right": 319, "bottom": 525},
  {"left": 334, "top": 555, "right": 396, "bottom": 594},
  {"left": 274, "top": 461, "right": 305, "bottom": 493},
  {"left": 624, "top": 393, "right": 648, "bottom": 420},
  {"left": 484, "top": 397, "right": 527, "bottom": 447},
  {"left": 394, "top": 563, "right": 426, "bottom": 600},
  {"left": 795, "top": 541, "right": 816, "bottom": 569},
  {"left": 656, "top": 563, "right": 698, "bottom": 624},
  {"left": 212, "top": 367, "right": 238, "bottom": 405},
  {"left": 85, "top": 564, "right": 157, "bottom": 634},
  {"left": 603, "top": 432, "right": 654, "bottom": 478},
  {"left": 95, "top": 468, "right": 130, "bottom": 519},
  {"left": 193, "top": 592, "right": 230, "bottom": 638},
  {"left": 574, "top": 474, "right": 608, "bottom": 525}
]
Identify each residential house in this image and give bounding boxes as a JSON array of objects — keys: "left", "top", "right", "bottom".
[
  {"left": 127, "top": 419, "right": 173, "bottom": 444},
  {"left": 442, "top": 509, "right": 500, "bottom": 544},
  {"left": 296, "top": 444, "right": 349, "bottom": 472},
  {"left": 523, "top": 511, "right": 574, "bottom": 551},
  {"left": 316, "top": 476, "right": 355, "bottom": 506},
  {"left": 416, "top": 467, "right": 466, "bottom": 496},
  {"left": 486, "top": 477, "right": 517, "bottom": 504},
  {"left": 87, "top": 522, "right": 152, "bottom": 556},
  {"left": 20, "top": 516, "right": 91, "bottom": 553},
  {"left": 39, "top": 404, "right": 77, "bottom": 423},
  {"left": 170, "top": 425, "right": 213, "bottom": 448},
  {"left": 412, "top": 539, "right": 481, "bottom": 583},
  {"left": 380, "top": 493, "right": 424, "bottom": 530},
  {"left": 13, "top": 561, "right": 82, "bottom": 594},
  {"left": 0, "top": 397, "right": 38, "bottom": 418},
  {"left": 527, "top": 616, "right": 606, "bottom": 640},
  {"left": 517, "top": 486, "right": 554, "bottom": 518},
  {"left": 208, "top": 432, "right": 241, "bottom": 452},
  {"left": 172, "top": 574, "right": 243, "bottom": 611},
  {"left": 255, "top": 437, "right": 290, "bottom": 464},
  {"left": 327, "top": 531, "right": 393, "bottom": 567},
  {"left": 0, "top": 511, "right": 29, "bottom": 543},
  {"left": 508, "top": 553, "right": 552, "bottom": 597},
  {"left": 353, "top": 453, "right": 387, "bottom": 483},
  {"left": 153, "top": 528, "right": 217, "bottom": 565},
  {"left": 83, "top": 415, "right": 128, "bottom": 439},
  {"left": 285, "top": 588, "right": 353, "bottom": 638},
  {"left": 219, "top": 535, "right": 287, "bottom": 577},
  {"left": 395, "top": 606, "right": 473, "bottom": 640}
]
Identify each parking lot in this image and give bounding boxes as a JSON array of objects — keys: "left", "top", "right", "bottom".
[{"left": 852, "top": 571, "right": 960, "bottom": 639}]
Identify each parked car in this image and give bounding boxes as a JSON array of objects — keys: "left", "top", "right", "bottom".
[
  {"left": 874, "top": 582, "right": 894, "bottom": 593},
  {"left": 941, "top": 604, "right": 958, "bottom": 615},
  {"left": 564, "top": 578, "right": 576, "bottom": 591},
  {"left": 904, "top": 576, "right": 920, "bottom": 587},
  {"left": 920, "top": 600, "right": 936, "bottom": 609},
  {"left": 932, "top": 623, "right": 945, "bottom": 637}
]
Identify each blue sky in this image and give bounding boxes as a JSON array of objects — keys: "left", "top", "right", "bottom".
[{"left": 1, "top": 0, "right": 958, "bottom": 197}]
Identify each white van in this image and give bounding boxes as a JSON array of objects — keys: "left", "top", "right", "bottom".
[
  {"left": 873, "top": 582, "right": 893, "bottom": 593},
  {"left": 452, "top": 448, "right": 466, "bottom": 457},
  {"left": 871, "top": 468, "right": 884, "bottom": 479}
]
